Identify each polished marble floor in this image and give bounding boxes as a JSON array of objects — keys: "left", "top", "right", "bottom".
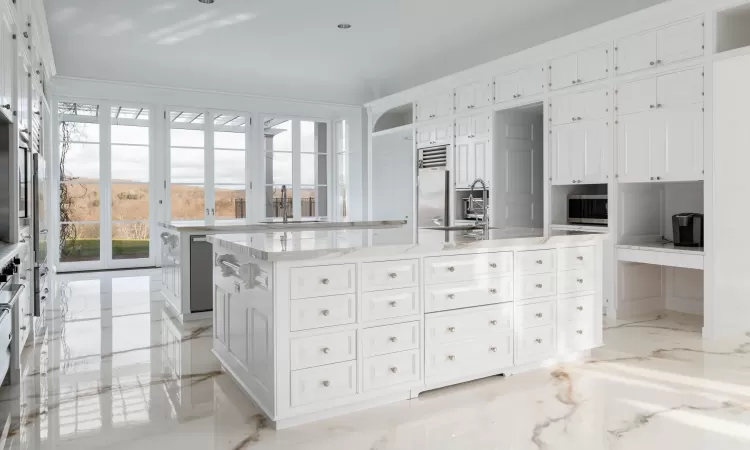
[{"left": 3, "top": 269, "right": 750, "bottom": 449}]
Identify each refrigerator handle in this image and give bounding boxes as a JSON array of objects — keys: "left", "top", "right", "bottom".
[{"left": 444, "top": 170, "right": 451, "bottom": 227}]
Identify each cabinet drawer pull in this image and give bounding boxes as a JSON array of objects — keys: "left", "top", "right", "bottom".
[
  {"left": 489, "top": 262, "right": 497, "bottom": 268},
  {"left": 535, "top": 313, "right": 543, "bottom": 318},
  {"left": 320, "top": 309, "right": 330, "bottom": 316},
  {"left": 388, "top": 272, "right": 398, "bottom": 279},
  {"left": 656, "top": 60, "right": 662, "bottom": 64},
  {"left": 577, "top": 330, "right": 584, "bottom": 335},
  {"left": 657, "top": 104, "right": 662, "bottom": 108},
  {"left": 447, "top": 355, "right": 455, "bottom": 361},
  {"left": 577, "top": 306, "right": 584, "bottom": 311},
  {"left": 388, "top": 301, "right": 398, "bottom": 307},
  {"left": 447, "top": 293, "right": 455, "bottom": 299},
  {"left": 489, "top": 288, "right": 497, "bottom": 294},
  {"left": 576, "top": 278, "right": 584, "bottom": 283},
  {"left": 576, "top": 256, "right": 584, "bottom": 261},
  {"left": 321, "top": 347, "right": 330, "bottom": 354},
  {"left": 650, "top": 105, "right": 655, "bottom": 109},
  {"left": 536, "top": 260, "right": 543, "bottom": 264},
  {"left": 489, "top": 320, "right": 497, "bottom": 325},
  {"left": 447, "top": 266, "right": 455, "bottom": 272},
  {"left": 390, "top": 367, "right": 399, "bottom": 373},
  {"left": 490, "top": 347, "right": 498, "bottom": 352},
  {"left": 535, "top": 338, "right": 543, "bottom": 344},
  {"left": 320, "top": 278, "right": 330, "bottom": 285},
  {"left": 650, "top": 61, "right": 655, "bottom": 66},
  {"left": 535, "top": 284, "right": 543, "bottom": 288},
  {"left": 321, "top": 380, "right": 330, "bottom": 387},
  {"left": 389, "top": 336, "right": 398, "bottom": 342},
  {"left": 577, "top": 79, "right": 581, "bottom": 83},
  {"left": 448, "top": 326, "right": 456, "bottom": 332}
]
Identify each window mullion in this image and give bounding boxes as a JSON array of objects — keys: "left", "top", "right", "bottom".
[
  {"left": 292, "top": 119, "right": 301, "bottom": 218},
  {"left": 205, "top": 110, "right": 215, "bottom": 223},
  {"left": 101, "top": 101, "right": 113, "bottom": 265}
]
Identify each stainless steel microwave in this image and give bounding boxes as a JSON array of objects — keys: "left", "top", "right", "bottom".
[{"left": 568, "top": 195, "right": 607, "bottom": 225}]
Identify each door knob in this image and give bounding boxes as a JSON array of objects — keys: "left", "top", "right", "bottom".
[
  {"left": 650, "top": 61, "right": 655, "bottom": 66},
  {"left": 490, "top": 347, "right": 498, "bottom": 352},
  {"left": 447, "top": 355, "right": 455, "bottom": 361},
  {"left": 2, "top": 104, "right": 9, "bottom": 109},
  {"left": 447, "top": 266, "right": 455, "bottom": 272},
  {"left": 490, "top": 320, "right": 497, "bottom": 325},
  {"left": 389, "top": 336, "right": 398, "bottom": 342},
  {"left": 320, "top": 278, "right": 330, "bottom": 285},
  {"left": 448, "top": 327, "right": 456, "bottom": 332},
  {"left": 576, "top": 256, "right": 583, "bottom": 261},
  {"left": 489, "top": 263, "right": 497, "bottom": 268},
  {"left": 577, "top": 306, "right": 584, "bottom": 311},
  {"left": 489, "top": 288, "right": 497, "bottom": 294},
  {"left": 536, "top": 260, "right": 543, "bottom": 264},
  {"left": 535, "top": 313, "right": 543, "bottom": 318}
]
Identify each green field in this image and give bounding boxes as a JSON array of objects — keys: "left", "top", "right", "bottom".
[{"left": 60, "top": 239, "right": 149, "bottom": 262}]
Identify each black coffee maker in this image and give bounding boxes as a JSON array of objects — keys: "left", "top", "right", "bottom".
[{"left": 672, "top": 213, "right": 704, "bottom": 247}]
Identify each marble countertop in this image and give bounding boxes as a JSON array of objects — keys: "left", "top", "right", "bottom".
[
  {"left": 158, "top": 219, "right": 407, "bottom": 233},
  {"left": 207, "top": 227, "right": 604, "bottom": 261},
  {"left": 0, "top": 242, "right": 26, "bottom": 269},
  {"left": 616, "top": 240, "right": 705, "bottom": 256}
]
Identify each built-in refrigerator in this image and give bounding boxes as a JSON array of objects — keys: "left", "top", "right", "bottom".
[{"left": 417, "top": 146, "right": 450, "bottom": 228}]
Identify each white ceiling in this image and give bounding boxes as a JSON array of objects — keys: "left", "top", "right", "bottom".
[{"left": 45, "top": 0, "right": 668, "bottom": 106}]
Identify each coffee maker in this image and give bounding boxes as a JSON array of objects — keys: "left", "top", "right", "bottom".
[{"left": 672, "top": 213, "right": 704, "bottom": 247}]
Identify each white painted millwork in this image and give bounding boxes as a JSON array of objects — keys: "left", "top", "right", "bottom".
[
  {"left": 416, "top": 122, "right": 453, "bottom": 148},
  {"left": 616, "top": 66, "right": 703, "bottom": 115},
  {"left": 558, "top": 268, "right": 595, "bottom": 294},
  {"left": 455, "top": 113, "right": 491, "bottom": 141},
  {"left": 551, "top": 88, "right": 609, "bottom": 126},
  {"left": 212, "top": 238, "right": 603, "bottom": 428},
  {"left": 494, "top": 65, "right": 546, "bottom": 103},
  {"left": 416, "top": 90, "right": 453, "bottom": 122},
  {"left": 616, "top": 16, "right": 704, "bottom": 75},
  {"left": 549, "top": 45, "right": 608, "bottom": 91},
  {"left": 550, "top": 119, "right": 609, "bottom": 185},
  {"left": 290, "top": 264, "right": 356, "bottom": 299},
  {"left": 454, "top": 80, "right": 491, "bottom": 113},
  {"left": 454, "top": 138, "right": 491, "bottom": 189}
]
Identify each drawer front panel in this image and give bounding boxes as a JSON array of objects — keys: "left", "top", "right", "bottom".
[
  {"left": 362, "top": 287, "right": 420, "bottom": 322},
  {"left": 516, "top": 273, "right": 557, "bottom": 300},
  {"left": 426, "top": 303, "right": 513, "bottom": 345},
  {"left": 516, "top": 301, "right": 555, "bottom": 329},
  {"left": 290, "top": 294, "right": 356, "bottom": 331},
  {"left": 424, "top": 252, "right": 513, "bottom": 284},
  {"left": 558, "top": 295, "right": 596, "bottom": 324},
  {"left": 515, "top": 325, "right": 556, "bottom": 363},
  {"left": 363, "top": 350, "right": 420, "bottom": 391},
  {"left": 362, "top": 259, "right": 419, "bottom": 291},
  {"left": 515, "top": 250, "right": 556, "bottom": 274},
  {"left": 558, "top": 269, "right": 595, "bottom": 294},
  {"left": 558, "top": 246, "right": 595, "bottom": 271},
  {"left": 362, "top": 321, "right": 420, "bottom": 357},
  {"left": 558, "top": 321, "right": 597, "bottom": 353},
  {"left": 425, "top": 277, "right": 512, "bottom": 313},
  {"left": 290, "top": 330, "right": 356, "bottom": 370},
  {"left": 290, "top": 264, "right": 356, "bottom": 299},
  {"left": 425, "top": 334, "right": 513, "bottom": 378},
  {"left": 290, "top": 361, "right": 357, "bottom": 407}
]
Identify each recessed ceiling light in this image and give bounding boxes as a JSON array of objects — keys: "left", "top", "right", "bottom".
[
  {"left": 198, "top": 0, "right": 215, "bottom": 4},
  {"left": 337, "top": 23, "right": 351, "bottom": 29}
]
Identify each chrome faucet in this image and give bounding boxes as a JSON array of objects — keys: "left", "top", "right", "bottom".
[
  {"left": 281, "top": 185, "right": 288, "bottom": 224},
  {"left": 468, "top": 178, "right": 490, "bottom": 233}
]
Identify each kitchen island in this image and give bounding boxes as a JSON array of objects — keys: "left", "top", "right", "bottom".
[
  {"left": 157, "top": 219, "right": 407, "bottom": 321},
  {"left": 208, "top": 227, "right": 605, "bottom": 428}
]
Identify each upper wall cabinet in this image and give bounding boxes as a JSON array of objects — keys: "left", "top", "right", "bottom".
[
  {"left": 416, "top": 90, "right": 453, "bottom": 122},
  {"left": 616, "top": 66, "right": 703, "bottom": 115},
  {"left": 549, "top": 45, "right": 609, "bottom": 91},
  {"left": 455, "top": 113, "right": 491, "bottom": 141},
  {"left": 615, "top": 17, "right": 704, "bottom": 75},
  {"left": 550, "top": 87, "right": 609, "bottom": 126},
  {"left": 494, "top": 64, "right": 545, "bottom": 103},
  {"left": 416, "top": 122, "right": 453, "bottom": 149},
  {"left": 455, "top": 80, "right": 491, "bottom": 113},
  {"left": 0, "top": 7, "right": 14, "bottom": 122}
]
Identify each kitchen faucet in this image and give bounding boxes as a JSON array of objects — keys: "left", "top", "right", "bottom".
[
  {"left": 281, "top": 185, "right": 288, "bottom": 224},
  {"left": 468, "top": 178, "right": 490, "bottom": 233}
]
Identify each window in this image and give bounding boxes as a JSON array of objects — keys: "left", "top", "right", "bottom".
[
  {"left": 169, "top": 110, "right": 206, "bottom": 220},
  {"left": 264, "top": 117, "right": 330, "bottom": 219},
  {"left": 213, "top": 113, "right": 247, "bottom": 219},
  {"left": 58, "top": 102, "right": 102, "bottom": 263}
]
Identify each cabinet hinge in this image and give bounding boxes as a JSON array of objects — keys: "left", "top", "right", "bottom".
[
  {"left": 164, "top": 111, "right": 167, "bottom": 119},
  {"left": 702, "top": 108, "right": 704, "bottom": 112},
  {"left": 249, "top": 181, "right": 253, "bottom": 189},
  {"left": 164, "top": 181, "right": 167, "bottom": 189},
  {"left": 614, "top": 47, "right": 618, "bottom": 51},
  {"left": 615, "top": 66, "right": 619, "bottom": 70},
  {"left": 12, "top": 34, "right": 16, "bottom": 40},
  {"left": 548, "top": 66, "right": 552, "bottom": 69},
  {"left": 615, "top": 120, "right": 619, "bottom": 124}
]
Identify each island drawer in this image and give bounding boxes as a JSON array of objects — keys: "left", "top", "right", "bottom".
[
  {"left": 290, "top": 294, "right": 356, "bottom": 331},
  {"left": 425, "top": 277, "right": 512, "bottom": 313},
  {"left": 363, "top": 350, "right": 420, "bottom": 391},
  {"left": 515, "top": 301, "right": 555, "bottom": 329},
  {"left": 361, "top": 287, "right": 420, "bottom": 322},
  {"left": 290, "top": 360, "right": 356, "bottom": 407},
  {"left": 515, "top": 250, "right": 556, "bottom": 275},
  {"left": 558, "top": 320, "right": 597, "bottom": 354},
  {"left": 290, "top": 264, "right": 356, "bottom": 299},
  {"left": 558, "top": 246, "right": 595, "bottom": 271},
  {"left": 423, "top": 252, "right": 513, "bottom": 285},
  {"left": 558, "top": 268, "right": 595, "bottom": 294},
  {"left": 557, "top": 295, "right": 596, "bottom": 324},
  {"left": 290, "top": 330, "right": 356, "bottom": 370},
  {"left": 425, "top": 303, "right": 512, "bottom": 346},
  {"left": 515, "top": 325, "right": 555, "bottom": 364},
  {"left": 425, "top": 334, "right": 513, "bottom": 378},
  {"left": 515, "top": 273, "right": 557, "bottom": 301},
  {"left": 362, "top": 259, "right": 419, "bottom": 291},
  {"left": 362, "top": 321, "right": 420, "bottom": 357}
]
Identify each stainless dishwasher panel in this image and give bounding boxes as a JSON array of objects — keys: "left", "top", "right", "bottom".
[{"left": 189, "top": 236, "right": 214, "bottom": 313}]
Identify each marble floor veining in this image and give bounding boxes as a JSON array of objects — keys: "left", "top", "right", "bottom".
[{"left": 3, "top": 269, "right": 750, "bottom": 449}]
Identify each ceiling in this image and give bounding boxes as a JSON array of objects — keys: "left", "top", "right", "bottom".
[{"left": 45, "top": 0, "right": 668, "bottom": 106}]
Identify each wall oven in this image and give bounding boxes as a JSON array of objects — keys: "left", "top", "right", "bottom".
[{"left": 568, "top": 195, "right": 608, "bottom": 225}]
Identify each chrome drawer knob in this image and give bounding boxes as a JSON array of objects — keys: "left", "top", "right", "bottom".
[
  {"left": 389, "top": 336, "right": 398, "bottom": 342},
  {"left": 535, "top": 338, "right": 543, "bottom": 344},
  {"left": 447, "top": 266, "right": 455, "bottom": 272},
  {"left": 321, "top": 347, "right": 330, "bottom": 354},
  {"left": 388, "top": 272, "right": 398, "bottom": 279},
  {"left": 321, "top": 309, "right": 330, "bottom": 316},
  {"left": 489, "top": 288, "right": 497, "bottom": 294},
  {"left": 447, "top": 293, "right": 455, "bottom": 299},
  {"left": 389, "top": 301, "right": 398, "bottom": 307},
  {"left": 577, "top": 278, "right": 584, "bottom": 283},
  {"left": 20, "top": 326, "right": 27, "bottom": 331},
  {"left": 490, "top": 320, "right": 497, "bottom": 325},
  {"left": 535, "top": 313, "right": 543, "bottom": 318},
  {"left": 490, "top": 347, "right": 497, "bottom": 352},
  {"left": 322, "top": 380, "right": 330, "bottom": 387},
  {"left": 489, "top": 263, "right": 497, "bottom": 268},
  {"left": 447, "top": 355, "right": 455, "bottom": 361},
  {"left": 320, "top": 278, "right": 330, "bottom": 285},
  {"left": 577, "top": 330, "right": 584, "bottom": 335},
  {"left": 535, "top": 284, "right": 543, "bottom": 288},
  {"left": 577, "top": 306, "right": 584, "bottom": 311},
  {"left": 576, "top": 256, "right": 583, "bottom": 261},
  {"left": 390, "top": 367, "right": 399, "bottom": 373},
  {"left": 536, "top": 260, "right": 543, "bottom": 264},
  {"left": 448, "top": 327, "right": 456, "bottom": 332}
]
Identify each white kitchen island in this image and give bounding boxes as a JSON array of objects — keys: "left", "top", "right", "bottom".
[{"left": 207, "top": 227, "right": 604, "bottom": 428}]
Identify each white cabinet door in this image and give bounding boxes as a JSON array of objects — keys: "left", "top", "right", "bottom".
[
  {"left": 617, "top": 77, "right": 656, "bottom": 115},
  {"left": 454, "top": 139, "right": 491, "bottom": 188},
  {"left": 577, "top": 45, "right": 609, "bottom": 85},
  {"left": 617, "top": 112, "right": 656, "bottom": 182},
  {"left": 551, "top": 93, "right": 575, "bottom": 126},
  {"left": 517, "top": 65, "right": 545, "bottom": 98},
  {"left": 616, "top": 30, "right": 657, "bottom": 75},
  {"left": 435, "top": 90, "right": 454, "bottom": 118},
  {"left": 473, "top": 139, "right": 491, "bottom": 186},
  {"left": 18, "top": 56, "right": 29, "bottom": 134},
  {"left": 454, "top": 116, "right": 471, "bottom": 141},
  {"left": 581, "top": 119, "right": 609, "bottom": 184},
  {"left": 0, "top": 11, "right": 13, "bottom": 121},
  {"left": 416, "top": 127, "right": 433, "bottom": 148},
  {"left": 454, "top": 141, "right": 472, "bottom": 188},
  {"left": 471, "top": 113, "right": 491, "bottom": 139},
  {"left": 434, "top": 122, "right": 453, "bottom": 145},
  {"left": 657, "top": 17, "right": 704, "bottom": 66},
  {"left": 549, "top": 124, "right": 576, "bottom": 185},
  {"left": 455, "top": 81, "right": 490, "bottom": 112},
  {"left": 656, "top": 66, "right": 703, "bottom": 109},
  {"left": 494, "top": 70, "right": 519, "bottom": 103},
  {"left": 549, "top": 53, "right": 578, "bottom": 91},
  {"left": 580, "top": 88, "right": 609, "bottom": 121},
  {"left": 659, "top": 104, "right": 704, "bottom": 181},
  {"left": 417, "top": 90, "right": 453, "bottom": 121}
]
